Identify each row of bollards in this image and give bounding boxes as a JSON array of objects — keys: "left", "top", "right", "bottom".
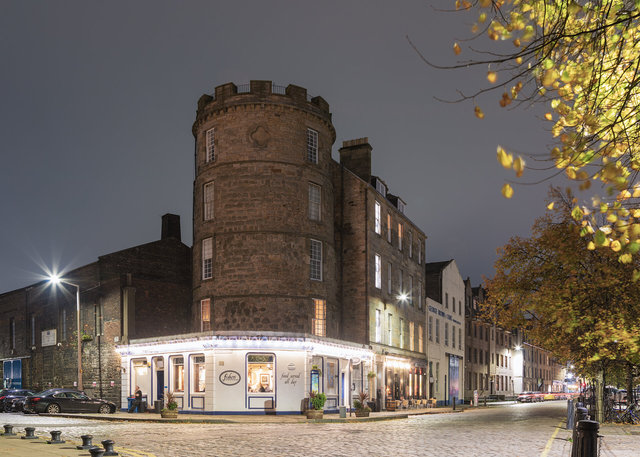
[
  {"left": 2, "top": 425, "right": 118, "bottom": 455},
  {"left": 568, "top": 400, "right": 600, "bottom": 457}
]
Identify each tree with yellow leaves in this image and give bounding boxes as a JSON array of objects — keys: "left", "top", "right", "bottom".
[
  {"left": 415, "top": 0, "right": 640, "bottom": 265},
  {"left": 485, "top": 188, "right": 640, "bottom": 421}
]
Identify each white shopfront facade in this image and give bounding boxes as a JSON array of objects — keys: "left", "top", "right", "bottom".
[{"left": 117, "top": 332, "right": 375, "bottom": 414}]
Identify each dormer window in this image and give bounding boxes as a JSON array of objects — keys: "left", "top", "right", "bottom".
[
  {"left": 375, "top": 178, "right": 386, "bottom": 197},
  {"left": 397, "top": 200, "right": 405, "bottom": 214}
]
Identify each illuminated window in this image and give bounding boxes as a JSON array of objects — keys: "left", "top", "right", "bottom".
[
  {"left": 313, "top": 299, "right": 326, "bottom": 337},
  {"left": 409, "top": 321, "right": 415, "bottom": 351},
  {"left": 398, "top": 223, "right": 403, "bottom": 250},
  {"left": 200, "top": 299, "right": 211, "bottom": 332},
  {"left": 205, "top": 128, "right": 215, "bottom": 162},
  {"left": 172, "top": 357, "right": 184, "bottom": 392},
  {"left": 202, "top": 237, "right": 213, "bottom": 279},
  {"left": 310, "top": 239, "right": 322, "bottom": 281},
  {"left": 192, "top": 355, "right": 206, "bottom": 393},
  {"left": 132, "top": 359, "right": 150, "bottom": 395},
  {"left": 374, "top": 201, "right": 381, "bottom": 234},
  {"left": 203, "top": 181, "right": 214, "bottom": 221},
  {"left": 374, "top": 254, "right": 381, "bottom": 289},
  {"left": 247, "top": 354, "right": 274, "bottom": 393},
  {"left": 307, "top": 128, "right": 318, "bottom": 163},
  {"left": 387, "top": 313, "right": 393, "bottom": 345},
  {"left": 386, "top": 213, "right": 392, "bottom": 243},
  {"left": 309, "top": 183, "right": 321, "bottom": 221},
  {"left": 375, "top": 309, "right": 381, "bottom": 343},
  {"left": 418, "top": 324, "right": 424, "bottom": 353},
  {"left": 399, "top": 318, "right": 404, "bottom": 348}
]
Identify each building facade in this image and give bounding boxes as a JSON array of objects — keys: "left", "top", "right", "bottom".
[
  {"left": 0, "top": 215, "right": 191, "bottom": 403},
  {"left": 425, "top": 260, "right": 465, "bottom": 405},
  {"left": 118, "top": 81, "right": 428, "bottom": 414}
]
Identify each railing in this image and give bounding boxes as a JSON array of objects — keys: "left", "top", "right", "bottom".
[{"left": 220, "top": 83, "right": 315, "bottom": 101}]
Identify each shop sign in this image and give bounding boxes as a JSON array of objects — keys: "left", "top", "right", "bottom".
[{"left": 219, "top": 370, "right": 241, "bottom": 386}]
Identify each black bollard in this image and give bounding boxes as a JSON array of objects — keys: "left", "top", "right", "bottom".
[
  {"left": 567, "top": 399, "right": 575, "bottom": 430},
  {"left": 47, "top": 430, "right": 65, "bottom": 444},
  {"left": 2, "top": 424, "right": 16, "bottom": 436},
  {"left": 102, "top": 439, "right": 118, "bottom": 456},
  {"left": 21, "top": 427, "right": 38, "bottom": 439},
  {"left": 453, "top": 396, "right": 456, "bottom": 411},
  {"left": 89, "top": 446, "right": 106, "bottom": 457},
  {"left": 571, "top": 408, "right": 590, "bottom": 457},
  {"left": 77, "top": 434, "right": 94, "bottom": 449},
  {"left": 575, "top": 420, "right": 599, "bottom": 457}
]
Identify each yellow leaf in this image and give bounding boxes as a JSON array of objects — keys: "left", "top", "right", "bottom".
[
  {"left": 487, "top": 71, "right": 498, "bottom": 84},
  {"left": 611, "top": 240, "right": 622, "bottom": 252},
  {"left": 544, "top": 113, "right": 552, "bottom": 121},
  {"left": 547, "top": 202, "right": 555, "bottom": 210},
  {"left": 513, "top": 156, "right": 525, "bottom": 177},
  {"left": 501, "top": 183, "right": 514, "bottom": 199},
  {"left": 474, "top": 106, "right": 485, "bottom": 119},
  {"left": 497, "top": 146, "right": 513, "bottom": 169},
  {"left": 478, "top": 0, "right": 491, "bottom": 7},
  {"left": 633, "top": 187, "right": 640, "bottom": 198},
  {"left": 619, "top": 253, "right": 632, "bottom": 264},
  {"left": 453, "top": 43, "right": 461, "bottom": 55},
  {"left": 513, "top": 38, "right": 521, "bottom": 47},
  {"left": 515, "top": 57, "right": 523, "bottom": 64},
  {"left": 587, "top": 241, "right": 596, "bottom": 250}
]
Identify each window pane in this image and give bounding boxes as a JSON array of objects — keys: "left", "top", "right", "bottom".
[
  {"left": 172, "top": 357, "right": 184, "bottom": 392},
  {"left": 310, "top": 239, "right": 322, "bottom": 281},
  {"left": 193, "top": 355, "right": 206, "bottom": 393},
  {"left": 201, "top": 299, "right": 211, "bottom": 332},
  {"left": 204, "top": 181, "right": 214, "bottom": 220},
  {"left": 247, "top": 354, "right": 275, "bottom": 393},
  {"left": 306, "top": 129, "right": 318, "bottom": 163},
  {"left": 374, "top": 254, "right": 381, "bottom": 289},
  {"left": 312, "top": 299, "right": 326, "bottom": 337},
  {"left": 202, "top": 238, "right": 213, "bottom": 279},
  {"left": 308, "top": 183, "right": 321, "bottom": 221},
  {"left": 374, "top": 201, "right": 381, "bottom": 234},
  {"left": 206, "top": 128, "right": 215, "bottom": 162}
]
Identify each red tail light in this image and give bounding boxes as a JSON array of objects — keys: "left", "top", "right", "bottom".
[
  {"left": 31, "top": 397, "right": 41, "bottom": 402},
  {"left": 0, "top": 396, "right": 5, "bottom": 400}
]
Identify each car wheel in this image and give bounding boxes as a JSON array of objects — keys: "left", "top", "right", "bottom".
[
  {"left": 98, "top": 404, "right": 111, "bottom": 414},
  {"left": 46, "top": 403, "right": 61, "bottom": 414}
]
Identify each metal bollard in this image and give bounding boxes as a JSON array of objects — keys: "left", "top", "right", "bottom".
[
  {"left": 453, "top": 396, "right": 456, "bottom": 410},
  {"left": 567, "top": 399, "right": 575, "bottom": 430},
  {"left": 21, "top": 427, "right": 38, "bottom": 439},
  {"left": 575, "top": 420, "right": 599, "bottom": 457},
  {"left": 2, "top": 424, "right": 16, "bottom": 436},
  {"left": 47, "top": 430, "right": 65, "bottom": 444},
  {"left": 102, "top": 439, "right": 118, "bottom": 456},
  {"left": 89, "top": 446, "right": 106, "bottom": 457},
  {"left": 77, "top": 434, "right": 94, "bottom": 449},
  {"left": 571, "top": 407, "right": 589, "bottom": 457}
]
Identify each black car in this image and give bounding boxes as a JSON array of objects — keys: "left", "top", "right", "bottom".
[
  {"left": 0, "top": 389, "right": 35, "bottom": 412},
  {"left": 24, "top": 388, "right": 116, "bottom": 414}
]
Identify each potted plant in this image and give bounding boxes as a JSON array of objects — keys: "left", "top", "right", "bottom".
[
  {"left": 354, "top": 391, "right": 371, "bottom": 417},
  {"left": 160, "top": 390, "right": 178, "bottom": 418},
  {"left": 306, "top": 391, "right": 326, "bottom": 419}
]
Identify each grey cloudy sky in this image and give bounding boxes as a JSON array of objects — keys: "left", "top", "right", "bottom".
[{"left": 0, "top": 0, "right": 556, "bottom": 292}]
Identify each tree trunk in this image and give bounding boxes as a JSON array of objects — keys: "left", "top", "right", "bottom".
[
  {"left": 626, "top": 363, "right": 635, "bottom": 406},
  {"left": 595, "top": 368, "right": 604, "bottom": 423}
]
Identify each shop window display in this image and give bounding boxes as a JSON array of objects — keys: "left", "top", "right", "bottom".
[
  {"left": 193, "top": 355, "right": 206, "bottom": 393},
  {"left": 247, "top": 354, "right": 274, "bottom": 393}
]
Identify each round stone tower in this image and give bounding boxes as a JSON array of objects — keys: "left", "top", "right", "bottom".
[{"left": 192, "top": 80, "right": 337, "bottom": 336}]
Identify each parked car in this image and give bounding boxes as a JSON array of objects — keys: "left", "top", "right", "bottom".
[
  {"left": 0, "top": 389, "right": 35, "bottom": 412},
  {"left": 517, "top": 391, "right": 544, "bottom": 403},
  {"left": 24, "top": 388, "right": 116, "bottom": 414}
]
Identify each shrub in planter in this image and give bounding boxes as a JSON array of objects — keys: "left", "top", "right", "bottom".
[
  {"left": 306, "top": 391, "right": 326, "bottom": 419},
  {"left": 354, "top": 391, "right": 371, "bottom": 417}
]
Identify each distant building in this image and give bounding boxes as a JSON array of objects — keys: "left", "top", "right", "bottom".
[
  {"left": 425, "top": 260, "right": 465, "bottom": 405},
  {"left": 0, "top": 215, "right": 191, "bottom": 402}
]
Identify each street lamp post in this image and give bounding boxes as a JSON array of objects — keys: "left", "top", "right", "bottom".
[{"left": 49, "top": 275, "right": 82, "bottom": 391}]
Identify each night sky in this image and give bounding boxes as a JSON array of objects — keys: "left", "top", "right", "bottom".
[{"left": 0, "top": 1, "right": 558, "bottom": 293}]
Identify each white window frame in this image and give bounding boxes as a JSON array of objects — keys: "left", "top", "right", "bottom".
[
  {"left": 203, "top": 181, "right": 214, "bottom": 221},
  {"left": 375, "top": 178, "right": 386, "bottom": 197},
  {"left": 374, "top": 254, "right": 382, "bottom": 289},
  {"left": 205, "top": 128, "right": 215, "bottom": 162},
  {"left": 312, "top": 299, "right": 326, "bottom": 337},
  {"left": 374, "top": 201, "right": 381, "bottom": 234},
  {"left": 202, "top": 237, "right": 213, "bottom": 280},
  {"left": 375, "top": 309, "right": 381, "bottom": 343},
  {"left": 192, "top": 354, "right": 206, "bottom": 393},
  {"left": 387, "top": 313, "right": 393, "bottom": 346},
  {"left": 307, "top": 128, "right": 318, "bottom": 163},
  {"left": 310, "top": 239, "right": 322, "bottom": 281},
  {"left": 308, "top": 183, "right": 321, "bottom": 221},
  {"left": 399, "top": 318, "right": 404, "bottom": 349},
  {"left": 200, "top": 298, "right": 211, "bottom": 332},
  {"left": 171, "top": 356, "right": 185, "bottom": 393}
]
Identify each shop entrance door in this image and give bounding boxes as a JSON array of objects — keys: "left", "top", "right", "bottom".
[
  {"left": 2, "top": 360, "right": 22, "bottom": 388},
  {"left": 156, "top": 371, "right": 164, "bottom": 401}
]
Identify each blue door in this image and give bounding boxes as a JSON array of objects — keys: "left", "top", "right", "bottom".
[{"left": 3, "top": 360, "right": 22, "bottom": 388}]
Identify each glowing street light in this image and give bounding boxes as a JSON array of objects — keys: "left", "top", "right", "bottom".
[
  {"left": 398, "top": 293, "right": 408, "bottom": 302},
  {"left": 48, "top": 274, "right": 82, "bottom": 390},
  {"left": 514, "top": 345, "right": 521, "bottom": 351}
]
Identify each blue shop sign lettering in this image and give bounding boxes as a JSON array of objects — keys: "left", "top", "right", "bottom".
[{"left": 219, "top": 370, "right": 241, "bottom": 386}]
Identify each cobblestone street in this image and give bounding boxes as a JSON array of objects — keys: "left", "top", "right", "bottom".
[{"left": 1, "top": 402, "right": 638, "bottom": 457}]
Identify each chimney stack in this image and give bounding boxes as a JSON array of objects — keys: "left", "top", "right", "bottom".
[
  {"left": 339, "top": 138, "right": 372, "bottom": 183},
  {"left": 161, "top": 214, "right": 181, "bottom": 241}
]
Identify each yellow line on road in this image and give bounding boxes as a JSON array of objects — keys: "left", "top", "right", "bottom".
[
  {"left": 540, "top": 421, "right": 564, "bottom": 457},
  {"left": 118, "top": 446, "right": 158, "bottom": 457}
]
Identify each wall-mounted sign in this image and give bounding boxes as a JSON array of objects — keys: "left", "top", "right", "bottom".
[
  {"left": 41, "top": 329, "right": 57, "bottom": 347},
  {"left": 219, "top": 370, "right": 241, "bottom": 386},
  {"left": 287, "top": 363, "right": 296, "bottom": 371}
]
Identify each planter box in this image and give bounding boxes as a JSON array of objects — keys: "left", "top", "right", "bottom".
[
  {"left": 161, "top": 410, "right": 178, "bottom": 419},
  {"left": 306, "top": 409, "right": 323, "bottom": 419},
  {"left": 386, "top": 400, "right": 396, "bottom": 411},
  {"left": 355, "top": 410, "right": 370, "bottom": 417}
]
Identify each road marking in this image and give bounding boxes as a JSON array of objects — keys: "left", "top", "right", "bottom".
[
  {"left": 540, "top": 421, "right": 564, "bottom": 457},
  {"left": 118, "top": 446, "right": 158, "bottom": 457}
]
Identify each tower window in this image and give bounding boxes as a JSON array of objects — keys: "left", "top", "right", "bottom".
[
  {"left": 201, "top": 299, "right": 211, "bottom": 332},
  {"left": 307, "top": 128, "right": 318, "bottom": 163},
  {"left": 308, "top": 183, "right": 321, "bottom": 221},
  {"left": 205, "top": 128, "right": 215, "bottom": 163},
  {"left": 312, "top": 299, "right": 326, "bottom": 337},
  {"left": 203, "top": 181, "right": 214, "bottom": 221},
  {"left": 202, "top": 237, "right": 213, "bottom": 280},
  {"left": 310, "top": 239, "right": 322, "bottom": 281}
]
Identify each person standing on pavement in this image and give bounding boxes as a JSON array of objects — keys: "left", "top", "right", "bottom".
[{"left": 128, "top": 385, "right": 142, "bottom": 413}]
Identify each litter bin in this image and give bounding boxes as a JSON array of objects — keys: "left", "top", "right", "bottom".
[
  {"left": 154, "top": 400, "right": 162, "bottom": 414},
  {"left": 339, "top": 406, "right": 346, "bottom": 418}
]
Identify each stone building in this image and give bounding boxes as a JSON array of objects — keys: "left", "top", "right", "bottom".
[
  {"left": 425, "top": 260, "right": 465, "bottom": 405},
  {"left": 118, "top": 81, "right": 428, "bottom": 414},
  {"left": 0, "top": 215, "right": 191, "bottom": 402}
]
